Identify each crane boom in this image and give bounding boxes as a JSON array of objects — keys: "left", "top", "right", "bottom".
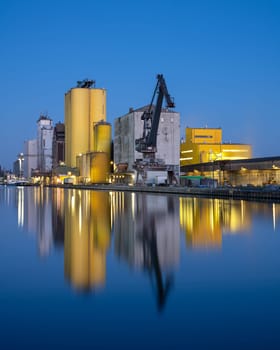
[{"left": 135, "top": 74, "right": 175, "bottom": 158}]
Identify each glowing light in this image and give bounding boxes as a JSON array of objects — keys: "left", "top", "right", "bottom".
[
  {"left": 180, "top": 157, "right": 193, "bottom": 161},
  {"left": 181, "top": 150, "right": 193, "bottom": 154}
]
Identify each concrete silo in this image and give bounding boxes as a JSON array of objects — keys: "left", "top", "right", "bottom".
[
  {"left": 90, "top": 152, "right": 110, "bottom": 183},
  {"left": 94, "top": 120, "right": 111, "bottom": 157},
  {"left": 64, "top": 80, "right": 107, "bottom": 168},
  {"left": 89, "top": 89, "right": 106, "bottom": 152},
  {"left": 70, "top": 88, "right": 90, "bottom": 166}
]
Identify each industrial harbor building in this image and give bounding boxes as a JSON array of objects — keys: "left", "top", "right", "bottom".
[
  {"left": 10, "top": 75, "right": 280, "bottom": 189},
  {"left": 52, "top": 122, "right": 65, "bottom": 169},
  {"left": 114, "top": 106, "right": 180, "bottom": 183},
  {"left": 178, "top": 125, "right": 280, "bottom": 187},
  {"left": 180, "top": 127, "right": 252, "bottom": 166},
  {"left": 21, "top": 115, "right": 54, "bottom": 179},
  {"left": 37, "top": 115, "right": 54, "bottom": 172},
  {"left": 181, "top": 156, "right": 280, "bottom": 187},
  {"left": 23, "top": 139, "right": 37, "bottom": 178}
]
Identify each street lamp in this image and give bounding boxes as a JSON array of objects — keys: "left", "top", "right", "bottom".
[{"left": 18, "top": 153, "right": 24, "bottom": 179}]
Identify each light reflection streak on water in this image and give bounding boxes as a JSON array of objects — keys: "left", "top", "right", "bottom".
[
  {"left": 6, "top": 186, "right": 11, "bottom": 206},
  {"left": 78, "top": 190, "right": 83, "bottom": 235},
  {"left": 241, "top": 200, "right": 244, "bottom": 224},
  {"left": 210, "top": 199, "right": 214, "bottom": 233},
  {"left": 131, "top": 192, "right": 135, "bottom": 220},
  {"left": 17, "top": 187, "right": 24, "bottom": 227},
  {"left": 122, "top": 192, "right": 124, "bottom": 212},
  {"left": 71, "top": 194, "right": 75, "bottom": 213},
  {"left": 109, "top": 191, "right": 114, "bottom": 228},
  {"left": 79, "top": 198, "right": 82, "bottom": 235},
  {"left": 273, "top": 203, "right": 276, "bottom": 231}
]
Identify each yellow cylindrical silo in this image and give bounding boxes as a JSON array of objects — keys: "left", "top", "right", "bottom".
[
  {"left": 69, "top": 88, "right": 90, "bottom": 167},
  {"left": 90, "top": 152, "right": 109, "bottom": 183},
  {"left": 89, "top": 88, "right": 106, "bottom": 152},
  {"left": 94, "top": 121, "right": 111, "bottom": 157},
  {"left": 64, "top": 91, "right": 71, "bottom": 166}
]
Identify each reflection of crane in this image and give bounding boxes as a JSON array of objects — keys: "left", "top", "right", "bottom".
[
  {"left": 138, "top": 196, "right": 174, "bottom": 312},
  {"left": 135, "top": 74, "right": 175, "bottom": 159},
  {"left": 142, "top": 220, "right": 173, "bottom": 312},
  {"left": 134, "top": 74, "right": 177, "bottom": 184}
]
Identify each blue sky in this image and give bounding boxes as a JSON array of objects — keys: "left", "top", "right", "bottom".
[{"left": 0, "top": 0, "right": 279, "bottom": 169}]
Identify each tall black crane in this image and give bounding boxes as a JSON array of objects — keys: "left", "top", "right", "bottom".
[{"left": 135, "top": 74, "right": 175, "bottom": 160}]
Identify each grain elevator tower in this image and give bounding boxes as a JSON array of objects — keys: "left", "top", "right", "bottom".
[{"left": 64, "top": 79, "right": 106, "bottom": 168}]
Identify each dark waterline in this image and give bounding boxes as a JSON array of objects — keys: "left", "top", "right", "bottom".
[{"left": 1, "top": 186, "right": 280, "bottom": 349}]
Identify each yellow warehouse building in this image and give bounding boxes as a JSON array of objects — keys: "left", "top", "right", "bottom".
[{"left": 180, "top": 127, "right": 252, "bottom": 166}]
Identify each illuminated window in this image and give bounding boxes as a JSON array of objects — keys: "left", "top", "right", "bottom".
[
  {"left": 195, "top": 135, "right": 213, "bottom": 138},
  {"left": 181, "top": 150, "right": 193, "bottom": 154},
  {"left": 180, "top": 157, "right": 193, "bottom": 161}
]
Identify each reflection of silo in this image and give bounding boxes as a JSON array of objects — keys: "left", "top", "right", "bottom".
[
  {"left": 89, "top": 191, "right": 111, "bottom": 285},
  {"left": 90, "top": 191, "right": 111, "bottom": 251},
  {"left": 64, "top": 85, "right": 107, "bottom": 168},
  {"left": 64, "top": 190, "right": 111, "bottom": 291},
  {"left": 90, "top": 89, "right": 106, "bottom": 151},
  {"left": 94, "top": 121, "right": 111, "bottom": 157},
  {"left": 64, "top": 190, "right": 90, "bottom": 290},
  {"left": 90, "top": 152, "right": 109, "bottom": 183}
]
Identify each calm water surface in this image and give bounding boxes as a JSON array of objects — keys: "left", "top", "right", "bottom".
[{"left": 1, "top": 186, "right": 280, "bottom": 349}]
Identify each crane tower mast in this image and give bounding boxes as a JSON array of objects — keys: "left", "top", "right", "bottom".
[
  {"left": 133, "top": 74, "right": 177, "bottom": 185},
  {"left": 135, "top": 74, "right": 175, "bottom": 159}
]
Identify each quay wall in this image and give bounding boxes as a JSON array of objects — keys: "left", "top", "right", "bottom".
[{"left": 48, "top": 184, "right": 280, "bottom": 203}]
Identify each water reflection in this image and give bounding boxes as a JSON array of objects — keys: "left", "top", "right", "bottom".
[
  {"left": 64, "top": 190, "right": 111, "bottom": 292},
  {"left": 180, "top": 198, "right": 253, "bottom": 249},
  {"left": 112, "top": 192, "right": 180, "bottom": 310},
  {"left": 179, "top": 197, "right": 280, "bottom": 249},
  {"left": 2, "top": 185, "right": 280, "bottom": 303},
  {"left": 180, "top": 197, "right": 222, "bottom": 248},
  {"left": 19, "top": 186, "right": 56, "bottom": 256}
]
